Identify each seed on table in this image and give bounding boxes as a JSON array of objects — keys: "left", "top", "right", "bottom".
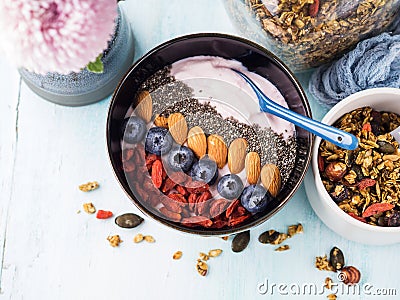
[
  {"left": 173, "top": 251, "right": 182, "bottom": 260},
  {"left": 232, "top": 230, "right": 250, "bottom": 253},
  {"left": 221, "top": 236, "right": 229, "bottom": 241},
  {"left": 115, "top": 213, "right": 144, "bottom": 229},
  {"left": 199, "top": 252, "right": 209, "bottom": 261},
  {"left": 133, "top": 233, "right": 144, "bottom": 243},
  {"left": 329, "top": 246, "right": 345, "bottom": 271},
  {"left": 196, "top": 259, "right": 208, "bottom": 276},
  {"left": 144, "top": 235, "right": 155, "bottom": 243},
  {"left": 377, "top": 141, "right": 395, "bottom": 154},
  {"left": 208, "top": 249, "right": 223, "bottom": 258},
  {"left": 83, "top": 202, "right": 96, "bottom": 214}
]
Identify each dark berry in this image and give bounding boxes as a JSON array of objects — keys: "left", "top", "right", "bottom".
[
  {"left": 121, "top": 116, "right": 146, "bottom": 144},
  {"left": 387, "top": 211, "right": 400, "bottom": 227},
  {"left": 190, "top": 156, "right": 218, "bottom": 185},
  {"left": 240, "top": 184, "right": 272, "bottom": 214},
  {"left": 145, "top": 127, "right": 173, "bottom": 156},
  {"left": 167, "top": 145, "right": 195, "bottom": 172},
  {"left": 329, "top": 184, "right": 349, "bottom": 203},
  {"left": 217, "top": 174, "right": 244, "bottom": 200}
]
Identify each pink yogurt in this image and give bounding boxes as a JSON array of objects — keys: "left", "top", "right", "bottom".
[{"left": 170, "top": 56, "right": 295, "bottom": 139}]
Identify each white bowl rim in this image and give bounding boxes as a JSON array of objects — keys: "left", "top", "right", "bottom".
[{"left": 312, "top": 87, "right": 400, "bottom": 233}]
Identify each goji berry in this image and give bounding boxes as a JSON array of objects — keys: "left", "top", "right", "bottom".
[
  {"left": 151, "top": 160, "right": 163, "bottom": 188},
  {"left": 309, "top": 0, "right": 319, "bottom": 17},
  {"left": 160, "top": 196, "right": 183, "bottom": 213},
  {"left": 225, "top": 199, "right": 240, "bottom": 218},
  {"left": 96, "top": 210, "right": 113, "bottom": 219},
  {"left": 161, "top": 178, "right": 176, "bottom": 193},
  {"left": 348, "top": 212, "right": 367, "bottom": 223},
  {"left": 357, "top": 178, "right": 376, "bottom": 190},
  {"left": 159, "top": 207, "right": 182, "bottom": 222},
  {"left": 362, "top": 203, "right": 394, "bottom": 218},
  {"left": 228, "top": 214, "right": 251, "bottom": 227},
  {"left": 181, "top": 216, "right": 213, "bottom": 228},
  {"left": 176, "top": 185, "right": 188, "bottom": 197},
  {"left": 145, "top": 154, "right": 159, "bottom": 170},
  {"left": 362, "top": 123, "right": 372, "bottom": 132},
  {"left": 318, "top": 154, "right": 325, "bottom": 172}
]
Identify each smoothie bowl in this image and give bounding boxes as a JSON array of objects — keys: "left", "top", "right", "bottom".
[{"left": 107, "top": 34, "right": 312, "bottom": 235}]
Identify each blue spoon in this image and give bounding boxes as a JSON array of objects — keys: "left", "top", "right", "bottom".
[{"left": 232, "top": 69, "right": 359, "bottom": 150}]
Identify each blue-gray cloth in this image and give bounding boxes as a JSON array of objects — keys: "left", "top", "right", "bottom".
[{"left": 309, "top": 30, "right": 400, "bottom": 107}]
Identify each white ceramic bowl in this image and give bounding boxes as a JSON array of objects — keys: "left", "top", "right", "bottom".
[{"left": 309, "top": 88, "right": 400, "bottom": 245}]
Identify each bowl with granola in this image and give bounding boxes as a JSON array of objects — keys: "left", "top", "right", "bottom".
[
  {"left": 107, "top": 33, "right": 313, "bottom": 235},
  {"left": 309, "top": 88, "right": 400, "bottom": 245}
]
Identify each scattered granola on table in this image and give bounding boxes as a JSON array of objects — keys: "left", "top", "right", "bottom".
[
  {"left": 315, "top": 255, "right": 335, "bottom": 271},
  {"left": 324, "top": 277, "right": 333, "bottom": 289},
  {"left": 275, "top": 245, "right": 290, "bottom": 251},
  {"left": 79, "top": 181, "right": 99, "bottom": 192},
  {"left": 319, "top": 107, "right": 400, "bottom": 227},
  {"left": 327, "top": 294, "right": 337, "bottom": 300},
  {"left": 83, "top": 202, "right": 96, "bottom": 214},
  {"left": 107, "top": 235, "right": 122, "bottom": 247}
]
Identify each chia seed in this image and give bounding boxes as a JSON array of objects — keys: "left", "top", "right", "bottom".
[{"left": 135, "top": 66, "right": 297, "bottom": 186}]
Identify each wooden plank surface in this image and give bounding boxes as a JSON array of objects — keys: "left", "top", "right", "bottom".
[{"left": 0, "top": 1, "right": 398, "bottom": 299}]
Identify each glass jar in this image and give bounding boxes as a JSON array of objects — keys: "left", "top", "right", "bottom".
[{"left": 224, "top": 0, "right": 400, "bottom": 71}]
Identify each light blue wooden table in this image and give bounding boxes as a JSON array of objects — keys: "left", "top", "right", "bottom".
[{"left": 0, "top": 1, "right": 398, "bottom": 299}]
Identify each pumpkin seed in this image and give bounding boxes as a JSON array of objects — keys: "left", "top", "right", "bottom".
[
  {"left": 329, "top": 246, "right": 345, "bottom": 271},
  {"left": 258, "top": 230, "right": 279, "bottom": 244},
  {"left": 115, "top": 213, "right": 144, "bottom": 229},
  {"left": 232, "top": 230, "right": 250, "bottom": 252},
  {"left": 377, "top": 141, "right": 395, "bottom": 154}
]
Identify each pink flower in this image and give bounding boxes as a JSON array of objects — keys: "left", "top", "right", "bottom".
[{"left": 0, "top": 0, "right": 118, "bottom": 74}]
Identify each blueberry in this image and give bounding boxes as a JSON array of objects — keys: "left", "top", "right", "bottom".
[
  {"left": 145, "top": 127, "right": 173, "bottom": 156},
  {"left": 217, "top": 174, "right": 244, "bottom": 200},
  {"left": 240, "top": 184, "right": 272, "bottom": 214},
  {"left": 167, "top": 145, "right": 195, "bottom": 172},
  {"left": 190, "top": 156, "right": 218, "bottom": 185},
  {"left": 121, "top": 116, "right": 146, "bottom": 144}
]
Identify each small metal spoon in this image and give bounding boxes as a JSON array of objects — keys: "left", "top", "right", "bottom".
[{"left": 232, "top": 69, "right": 359, "bottom": 150}]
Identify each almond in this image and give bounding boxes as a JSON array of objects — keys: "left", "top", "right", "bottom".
[
  {"left": 245, "top": 152, "right": 261, "bottom": 184},
  {"left": 154, "top": 114, "right": 168, "bottom": 128},
  {"left": 228, "top": 138, "right": 248, "bottom": 174},
  {"left": 207, "top": 134, "right": 227, "bottom": 169},
  {"left": 168, "top": 113, "right": 188, "bottom": 144},
  {"left": 187, "top": 126, "right": 207, "bottom": 158},
  {"left": 261, "top": 164, "right": 281, "bottom": 197},
  {"left": 135, "top": 90, "right": 152, "bottom": 123}
]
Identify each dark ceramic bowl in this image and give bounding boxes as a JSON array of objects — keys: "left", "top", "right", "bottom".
[{"left": 107, "top": 33, "right": 312, "bottom": 235}]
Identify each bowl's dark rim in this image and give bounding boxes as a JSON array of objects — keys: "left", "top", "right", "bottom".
[{"left": 106, "top": 33, "right": 313, "bottom": 236}]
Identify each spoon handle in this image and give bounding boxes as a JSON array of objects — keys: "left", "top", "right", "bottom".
[{"left": 233, "top": 70, "right": 359, "bottom": 150}]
